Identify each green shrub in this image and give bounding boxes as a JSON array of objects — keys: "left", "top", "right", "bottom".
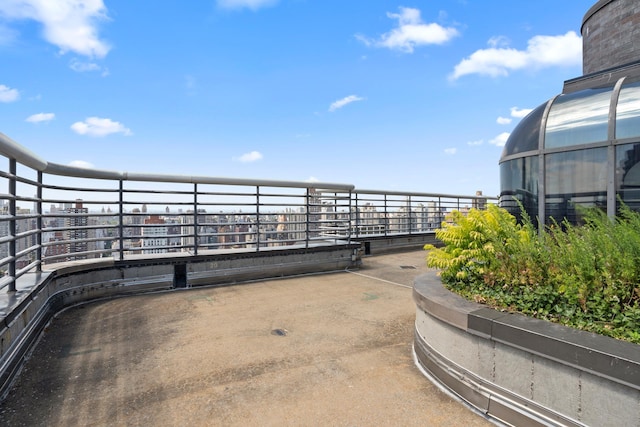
[{"left": 426, "top": 204, "right": 640, "bottom": 343}]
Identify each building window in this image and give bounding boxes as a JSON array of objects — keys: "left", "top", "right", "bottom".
[
  {"left": 545, "top": 147, "right": 607, "bottom": 223},
  {"left": 616, "top": 143, "right": 640, "bottom": 211},
  {"left": 616, "top": 81, "right": 640, "bottom": 140},
  {"left": 500, "top": 156, "right": 539, "bottom": 225},
  {"left": 545, "top": 88, "right": 611, "bottom": 149}
]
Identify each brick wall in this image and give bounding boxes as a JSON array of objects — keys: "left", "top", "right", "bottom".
[{"left": 582, "top": 0, "right": 640, "bottom": 75}]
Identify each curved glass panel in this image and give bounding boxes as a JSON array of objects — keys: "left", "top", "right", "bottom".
[
  {"left": 545, "top": 88, "right": 612, "bottom": 149},
  {"left": 501, "top": 103, "right": 546, "bottom": 158},
  {"left": 499, "top": 156, "right": 538, "bottom": 226},
  {"left": 616, "top": 143, "right": 640, "bottom": 212},
  {"left": 545, "top": 147, "right": 607, "bottom": 224},
  {"left": 616, "top": 81, "right": 640, "bottom": 140}
]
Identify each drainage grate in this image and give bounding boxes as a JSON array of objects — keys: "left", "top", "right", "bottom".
[
  {"left": 271, "top": 328, "right": 288, "bottom": 336},
  {"left": 400, "top": 265, "right": 416, "bottom": 269}
]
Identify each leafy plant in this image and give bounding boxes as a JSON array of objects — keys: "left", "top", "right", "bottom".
[{"left": 426, "top": 204, "right": 640, "bottom": 344}]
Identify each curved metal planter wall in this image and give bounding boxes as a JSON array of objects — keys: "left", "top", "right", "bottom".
[{"left": 413, "top": 272, "right": 640, "bottom": 427}]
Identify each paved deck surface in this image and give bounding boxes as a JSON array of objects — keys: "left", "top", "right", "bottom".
[{"left": 0, "top": 251, "right": 492, "bottom": 426}]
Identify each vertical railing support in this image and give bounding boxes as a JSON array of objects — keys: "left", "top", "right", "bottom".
[
  {"left": 352, "top": 192, "right": 358, "bottom": 239},
  {"left": 8, "top": 159, "right": 16, "bottom": 292},
  {"left": 384, "top": 194, "right": 388, "bottom": 237},
  {"left": 36, "top": 171, "right": 42, "bottom": 272},
  {"left": 305, "top": 188, "right": 311, "bottom": 249},
  {"left": 193, "top": 183, "right": 199, "bottom": 255},
  {"left": 408, "top": 195, "right": 412, "bottom": 235},
  {"left": 256, "top": 186, "right": 261, "bottom": 251},
  {"left": 118, "top": 180, "right": 124, "bottom": 261}
]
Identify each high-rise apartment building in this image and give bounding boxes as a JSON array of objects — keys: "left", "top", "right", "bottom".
[
  {"left": 142, "top": 215, "right": 168, "bottom": 254},
  {"left": 65, "top": 200, "right": 88, "bottom": 261}
]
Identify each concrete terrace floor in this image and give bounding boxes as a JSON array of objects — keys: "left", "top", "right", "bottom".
[{"left": 0, "top": 250, "right": 492, "bottom": 427}]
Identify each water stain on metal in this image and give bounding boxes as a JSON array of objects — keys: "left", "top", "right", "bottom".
[{"left": 271, "top": 328, "right": 288, "bottom": 336}]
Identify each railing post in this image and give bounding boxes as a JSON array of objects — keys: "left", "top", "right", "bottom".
[
  {"left": 256, "top": 186, "right": 260, "bottom": 251},
  {"left": 118, "top": 180, "right": 124, "bottom": 261},
  {"left": 408, "top": 195, "right": 412, "bottom": 235},
  {"left": 305, "top": 188, "right": 310, "bottom": 249},
  {"left": 352, "top": 192, "right": 358, "bottom": 239},
  {"left": 193, "top": 183, "right": 198, "bottom": 255},
  {"left": 347, "top": 190, "right": 353, "bottom": 245},
  {"left": 384, "top": 194, "right": 388, "bottom": 237},
  {"left": 8, "top": 159, "right": 16, "bottom": 292},
  {"left": 36, "top": 170, "right": 42, "bottom": 272}
]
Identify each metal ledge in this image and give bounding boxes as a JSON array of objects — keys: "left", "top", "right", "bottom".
[{"left": 413, "top": 272, "right": 640, "bottom": 391}]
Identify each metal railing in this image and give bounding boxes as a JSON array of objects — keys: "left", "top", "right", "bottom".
[{"left": 0, "top": 132, "right": 496, "bottom": 293}]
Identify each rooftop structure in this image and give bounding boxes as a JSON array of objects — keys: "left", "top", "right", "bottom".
[{"left": 500, "top": 0, "right": 640, "bottom": 225}]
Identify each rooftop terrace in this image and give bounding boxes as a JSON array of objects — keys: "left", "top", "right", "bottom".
[{"left": 0, "top": 250, "right": 492, "bottom": 426}]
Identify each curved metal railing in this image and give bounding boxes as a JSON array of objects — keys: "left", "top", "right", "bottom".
[{"left": 0, "top": 132, "right": 495, "bottom": 292}]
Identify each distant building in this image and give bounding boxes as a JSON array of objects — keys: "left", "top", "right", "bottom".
[
  {"left": 65, "top": 200, "right": 88, "bottom": 261},
  {"left": 142, "top": 215, "right": 168, "bottom": 254}
]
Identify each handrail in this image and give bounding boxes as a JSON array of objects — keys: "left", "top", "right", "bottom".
[{"left": 0, "top": 132, "right": 497, "bottom": 293}]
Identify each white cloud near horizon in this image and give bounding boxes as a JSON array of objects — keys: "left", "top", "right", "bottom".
[
  {"left": 356, "top": 7, "right": 459, "bottom": 53},
  {"left": 0, "top": 84, "right": 19, "bottom": 102},
  {"left": 497, "top": 116, "right": 512, "bottom": 125},
  {"left": 450, "top": 31, "right": 581, "bottom": 80},
  {"left": 71, "top": 117, "right": 132, "bottom": 137},
  {"left": 69, "top": 160, "right": 94, "bottom": 168},
  {"left": 236, "top": 151, "right": 263, "bottom": 162},
  {"left": 329, "top": 95, "right": 364, "bottom": 112},
  {"left": 217, "top": 0, "right": 278, "bottom": 11},
  {"left": 467, "top": 139, "right": 483, "bottom": 146},
  {"left": 26, "top": 112, "right": 54, "bottom": 123},
  {"left": 0, "top": 0, "right": 111, "bottom": 58},
  {"left": 489, "top": 132, "right": 510, "bottom": 147},
  {"left": 444, "top": 147, "right": 457, "bottom": 155}
]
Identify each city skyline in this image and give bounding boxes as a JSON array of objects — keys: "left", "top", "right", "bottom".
[{"left": 0, "top": 0, "right": 593, "bottom": 197}]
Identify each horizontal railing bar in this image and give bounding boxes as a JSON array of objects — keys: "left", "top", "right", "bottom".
[
  {"left": 16, "top": 228, "right": 40, "bottom": 239},
  {"left": 0, "top": 255, "right": 14, "bottom": 266},
  {"left": 0, "top": 275, "right": 15, "bottom": 291},
  {"left": 15, "top": 244, "right": 39, "bottom": 259},
  {"left": 15, "top": 260, "right": 41, "bottom": 277}
]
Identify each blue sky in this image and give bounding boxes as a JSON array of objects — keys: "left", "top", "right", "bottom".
[{"left": 0, "top": 0, "right": 593, "bottom": 197}]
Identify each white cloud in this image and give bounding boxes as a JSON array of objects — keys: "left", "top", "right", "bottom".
[
  {"left": 356, "top": 7, "right": 459, "bottom": 53},
  {"left": 0, "top": 0, "right": 111, "bottom": 58},
  {"left": 329, "top": 95, "right": 364, "bottom": 112},
  {"left": 26, "top": 112, "right": 55, "bottom": 123},
  {"left": 510, "top": 107, "right": 533, "bottom": 118},
  {"left": 236, "top": 151, "right": 263, "bottom": 162},
  {"left": 69, "top": 58, "right": 108, "bottom": 75},
  {"left": 450, "top": 31, "right": 581, "bottom": 80},
  {"left": 467, "top": 139, "right": 483, "bottom": 146},
  {"left": 217, "top": 0, "right": 278, "bottom": 11},
  {"left": 69, "top": 160, "right": 94, "bottom": 168},
  {"left": 306, "top": 176, "right": 320, "bottom": 183},
  {"left": 71, "top": 117, "right": 132, "bottom": 137},
  {"left": 0, "top": 84, "right": 19, "bottom": 102},
  {"left": 444, "top": 148, "right": 457, "bottom": 155},
  {"left": 497, "top": 116, "right": 512, "bottom": 125},
  {"left": 489, "top": 132, "right": 510, "bottom": 147}
]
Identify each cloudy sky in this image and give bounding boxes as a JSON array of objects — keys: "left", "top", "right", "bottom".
[{"left": 0, "top": 0, "right": 592, "bottom": 197}]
